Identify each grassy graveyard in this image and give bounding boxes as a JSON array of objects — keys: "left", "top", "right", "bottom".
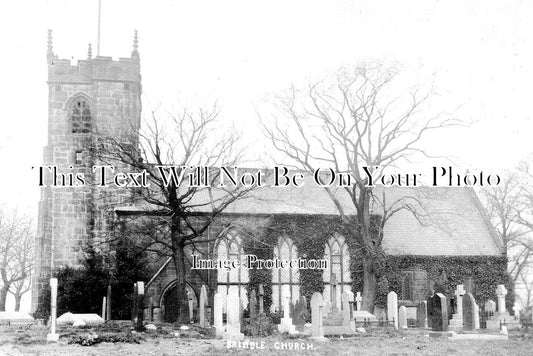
[{"left": 1, "top": 323, "right": 533, "bottom": 356}]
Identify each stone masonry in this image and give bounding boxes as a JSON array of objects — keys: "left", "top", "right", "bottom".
[{"left": 31, "top": 30, "right": 142, "bottom": 313}]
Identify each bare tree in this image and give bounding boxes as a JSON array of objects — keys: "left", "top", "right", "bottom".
[
  {"left": 260, "top": 64, "right": 464, "bottom": 310},
  {"left": 0, "top": 209, "right": 34, "bottom": 311},
  {"left": 97, "top": 103, "right": 254, "bottom": 323},
  {"left": 484, "top": 163, "right": 533, "bottom": 310}
]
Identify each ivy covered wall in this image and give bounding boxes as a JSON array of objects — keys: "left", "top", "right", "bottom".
[{"left": 237, "top": 214, "right": 511, "bottom": 313}]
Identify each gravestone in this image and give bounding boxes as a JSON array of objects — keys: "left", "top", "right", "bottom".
[
  {"left": 429, "top": 293, "right": 448, "bottom": 332},
  {"left": 310, "top": 292, "right": 326, "bottom": 341},
  {"left": 355, "top": 292, "right": 362, "bottom": 311},
  {"left": 106, "top": 285, "right": 112, "bottom": 321},
  {"left": 223, "top": 289, "right": 244, "bottom": 340},
  {"left": 387, "top": 291, "right": 398, "bottom": 329},
  {"left": 398, "top": 306, "right": 408, "bottom": 329},
  {"left": 449, "top": 284, "right": 466, "bottom": 331},
  {"left": 473, "top": 303, "right": 480, "bottom": 330},
  {"left": 496, "top": 284, "right": 507, "bottom": 315},
  {"left": 330, "top": 274, "right": 339, "bottom": 313},
  {"left": 213, "top": 292, "right": 224, "bottom": 338},
  {"left": 47, "top": 278, "right": 59, "bottom": 342},
  {"left": 486, "top": 285, "right": 517, "bottom": 330},
  {"left": 342, "top": 290, "right": 354, "bottom": 331},
  {"left": 462, "top": 293, "right": 475, "bottom": 331},
  {"left": 249, "top": 290, "right": 257, "bottom": 320},
  {"left": 417, "top": 301, "right": 428, "bottom": 328},
  {"left": 278, "top": 296, "right": 297, "bottom": 334},
  {"left": 199, "top": 285, "right": 208, "bottom": 326},
  {"left": 188, "top": 299, "right": 194, "bottom": 322},
  {"left": 134, "top": 281, "right": 145, "bottom": 331},
  {"left": 102, "top": 296, "right": 106, "bottom": 320},
  {"left": 258, "top": 284, "right": 265, "bottom": 315},
  {"left": 293, "top": 296, "right": 307, "bottom": 326}
]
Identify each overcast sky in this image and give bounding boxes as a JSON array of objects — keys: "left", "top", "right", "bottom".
[{"left": 0, "top": 0, "right": 532, "bottom": 220}]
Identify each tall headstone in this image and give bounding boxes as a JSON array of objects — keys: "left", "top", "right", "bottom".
[
  {"left": 449, "top": 284, "right": 466, "bottom": 331},
  {"left": 430, "top": 293, "right": 448, "bottom": 332},
  {"left": 387, "top": 291, "right": 398, "bottom": 329},
  {"left": 101, "top": 297, "right": 106, "bottom": 320},
  {"left": 496, "top": 284, "right": 507, "bottom": 315},
  {"left": 398, "top": 306, "right": 408, "bottom": 329},
  {"left": 310, "top": 292, "right": 326, "bottom": 340},
  {"left": 249, "top": 290, "right": 257, "bottom": 320},
  {"left": 258, "top": 284, "right": 265, "bottom": 315},
  {"left": 417, "top": 301, "right": 428, "bottom": 328},
  {"left": 462, "top": 293, "right": 475, "bottom": 331},
  {"left": 106, "top": 285, "right": 112, "bottom": 321},
  {"left": 487, "top": 285, "right": 516, "bottom": 330},
  {"left": 278, "top": 295, "right": 297, "bottom": 334},
  {"left": 213, "top": 292, "right": 224, "bottom": 338},
  {"left": 342, "top": 290, "right": 354, "bottom": 330},
  {"left": 135, "top": 282, "right": 145, "bottom": 331},
  {"left": 223, "top": 289, "right": 244, "bottom": 340},
  {"left": 199, "top": 285, "right": 208, "bottom": 326},
  {"left": 330, "top": 274, "right": 338, "bottom": 312},
  {"left": 473, "top": 303, "right": 480, "bottom": 330},
  {"left": 355, "top": 292, "right": 362, "bottom": 311},
  {"left": 47, "top": 278, "right": 59, "bottom": 342}
]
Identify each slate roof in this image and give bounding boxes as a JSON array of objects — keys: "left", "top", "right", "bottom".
[{"left": 115, "top": 172, "right": 504, "bottom": 257}]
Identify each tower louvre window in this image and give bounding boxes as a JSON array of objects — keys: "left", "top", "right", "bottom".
[{"left": 71, "top": 98, "right": 92, "bottom": 134}]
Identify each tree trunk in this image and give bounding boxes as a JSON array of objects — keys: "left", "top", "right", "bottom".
[
  {"left": 170, "top": 215, "right": 190, "bottom": 325},
  {"left": 358, "top": 187, "right": 378, "bottom": 312},
  {"left": 361, "top": 255, "right": 377, "bottom": 312},
  {"left": 0, "top": 285, "right": 9, "bottom": 311},
  {"left": 172, "top": 243, "right": 190, "bottom": 324},
  {"left": 14, "top": 293, "right": 22, "bottom": 312}
]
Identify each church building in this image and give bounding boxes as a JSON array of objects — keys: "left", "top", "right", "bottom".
[{"left": 32, "top": 33, "right": 507, "bottom": 323}]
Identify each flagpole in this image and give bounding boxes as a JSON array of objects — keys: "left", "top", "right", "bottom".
[{"left": 97, "top": 0, "right": 102, "bottom": 56}]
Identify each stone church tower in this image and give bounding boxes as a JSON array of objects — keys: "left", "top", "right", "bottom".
[{"left": 32, "top": 30, "right": 142, "bottom": 313}]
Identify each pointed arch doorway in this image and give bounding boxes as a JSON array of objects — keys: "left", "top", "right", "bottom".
[{"left": 161, "top": 281, "right": 198, "bottom": 323}]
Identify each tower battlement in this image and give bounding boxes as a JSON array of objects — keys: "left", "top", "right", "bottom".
[{"left": 47, "top": 29, "right": 141, "bottom": 84}]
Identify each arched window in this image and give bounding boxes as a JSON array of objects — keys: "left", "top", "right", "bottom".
[
  {"left": 71, "top": 97, "right": 92, "bottom": 133},
  {"left": 322, "top": 234, "right": 352, "bottom": 308},
  {"left": 271, "top": 237, "right": 300, "bottom": 312},
  {"left": 216, "top": 232, "right": 249, "bottom": 312}
]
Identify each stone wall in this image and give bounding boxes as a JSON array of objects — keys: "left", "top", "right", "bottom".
[{"left": 32, "top": 44, "right": 142, "bottom": 313}]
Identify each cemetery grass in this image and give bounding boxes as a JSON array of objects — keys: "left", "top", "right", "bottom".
[{"left": 1, "top": 326, "right": 533, "bottom": 356}]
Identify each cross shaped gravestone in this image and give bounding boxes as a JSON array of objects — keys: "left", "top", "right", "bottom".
[
  {"left": 258, "top": 284, "right": 265, "bottom": 315},
  {"left": 496, "top": 284, "right": 507, "bottom": 314},
  {"left": 330, "top": 274, "right": 338, "bottom": 312},
  {"left": 355, "top": 292, "right": 362, "bottom": 311}
]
